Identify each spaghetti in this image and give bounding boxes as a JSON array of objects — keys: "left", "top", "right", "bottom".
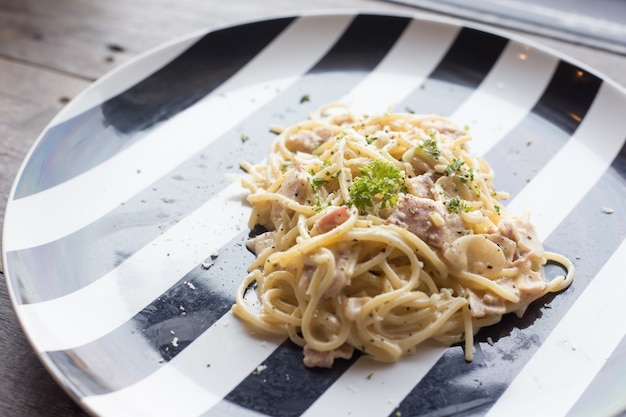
[{"left": 232, "top": 104, "right": 573, "bottom": 367}]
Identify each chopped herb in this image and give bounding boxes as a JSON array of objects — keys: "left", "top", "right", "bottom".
[
  {"left": 241, "top": 134, "right": 250, "bottom": 143},
  {"left": 445, "top": 158, "right": 473, "bottom": 183},
  {"left": 310, "top": 177, "right": 329, "bottom": 191},
  {"left": 494, "top": 205, "right": 501, "bottom": 214},
  {"left": 300, "top": 94, "right": 310, "bottom": 104},
  {"left": 331, "top": 170, "right": 342, "bottom": 178},
  {"left": 418, "top": 138, "right": 440, "bottom": 158},
  {"left": 458, "top": 167, "right": 474, "bottom": 183},
  {"left": 348, "top": 160, "right": 406, "bottom": 213},
  {"left": 445, "top": 158, "right": 465, "bottom": 176},
  {"left": 446, "top": 196, "right": 470, "bottom": 213},
  {"left": 366, "top": 372, "right": 374, "bottom": 380},
  {"left": 405, "top": 106, "right": 415, "bottom": 114}
]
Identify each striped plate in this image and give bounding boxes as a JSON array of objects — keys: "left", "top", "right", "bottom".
[{"left": 3, "top": 12, "right": 626, "bottom": 417}]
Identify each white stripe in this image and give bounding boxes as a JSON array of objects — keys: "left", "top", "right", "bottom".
[
  {"left": 18, "top": 182, "right": 251, "bottom": 351},
  {"left": 341, "top": 18, "right": 459, "bottom": 114},
  {"left": 83, "top": 311, "right": 284, "bottom": 417},
  {"left": 4, "top": 14, "right": 354, "bottom": 252},
  {"left": 303, "top": 342, "right": 447, "bottom": 417},
  {"left": 486, "top": 238, "right": 626, "bottom": 417},
  {"left": 507, "top": 81, "right": 626, "bottom": 240},
  {"left": 451, "top": 41, "right": 558, "bottom": 155}
]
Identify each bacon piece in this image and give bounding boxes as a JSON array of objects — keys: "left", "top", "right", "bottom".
[
  {"left": 323, "top": 250, "right": 352, "bottom": 299},
  {"left": 246, "top": 230, "right": 276, "bottom": 255},
  {"left": 276, "top": 165, "right": 310, "bottom": 204},
  {"left": 386, "top": 194, "right": 464, "bottom": 249},
  {"left": 314, "top": 206, "right": 350, "bottom": 234},
  {"left": 298, "top": 249, "right": 352, "bottom": 299},
  {"left": 269, "top": 166, "right": 313, "bottom": 230},
  {"left": 498, "top": 216, "right": 544, "bottom": 261},
  {"left": 406, "top": 173, "right": 435, "bottom": 199},
  {"left": 342, "top": 297, "right": 371, "bottom": 321},
  {"left": 284, "top": 126, "right": 334, "bottom": 153}
]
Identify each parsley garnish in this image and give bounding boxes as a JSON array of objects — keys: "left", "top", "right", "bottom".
[
  {"left": 300, "top": 94, "right": 310, "bottom": 104},
  {"left": 348, "top": 160, "right": 406, "bottom": 213}
]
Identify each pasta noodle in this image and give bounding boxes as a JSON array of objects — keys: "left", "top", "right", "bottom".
[{"left": 232, "top": 103, "right": 574, "bottom": 367}]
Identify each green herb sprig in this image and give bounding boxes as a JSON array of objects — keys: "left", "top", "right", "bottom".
[
  {"left": 348, "top": 160, "right": 406, "bottom": 213},
  {"left": 444, "top": 158, "right": 474, "bottom": 183},
  {"left": 418, "top": 138, "right": 440, "bottom": 158}
]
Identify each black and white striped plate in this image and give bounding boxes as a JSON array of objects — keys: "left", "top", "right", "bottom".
[{"left": 3, "top": 12, "right": 626, "bottom": 417}]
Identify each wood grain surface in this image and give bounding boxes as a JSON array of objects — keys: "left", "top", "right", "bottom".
[{"left": 0, "top": 1, "right": 624, "bottom": 416}]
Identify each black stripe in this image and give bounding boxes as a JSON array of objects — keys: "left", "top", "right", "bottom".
[
  {"left": 390, "top": 125, "right": 626, "bottom": 417},
  {"left": 485, "top": 113, "right": 571, "bottom": 196},
  {"left": 311, "top": 14, "right": 411, "bottom": 72},
  {"left": 430, "top": 27, "right": 509, "bottom": 87},
  {"left": 215, "top": 341, "right": 360, "bottom": 417},
  {"left": 7, "top": 14, "right": 412, "bottom": 305},
  {"left": 400, "top": 27, "right": 509, "bottom": 116},
  {"left": 532, "top": 61, "right": 602, "bottom": 135},
  {"left": 14, "top": 17, "right": 296, "bottom": 199},
  {"left": 102, "top": 18, "right": 299, "bottom": 135}
]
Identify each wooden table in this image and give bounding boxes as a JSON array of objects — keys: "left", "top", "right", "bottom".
[{"left": 1, "top": 1, "right": 625, "bottom": 416}]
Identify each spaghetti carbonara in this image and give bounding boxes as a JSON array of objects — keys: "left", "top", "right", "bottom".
[{"left": 232, "top": 104, "right": 573, "bottom": 367}]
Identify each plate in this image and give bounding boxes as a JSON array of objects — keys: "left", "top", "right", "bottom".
[{"left": 3, "top": 12, "right": 626, "bottom": 417}]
